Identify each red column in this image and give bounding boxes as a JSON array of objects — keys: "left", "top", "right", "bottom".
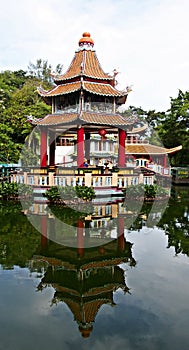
[
  {"left": 117, "top": 217, "right": 125, "bottom": 252},
  {"left": 49, "top": 130, "right": 56, "bottom": 167},
  {"left": 85, "top": 132, "right": 90, "bottom": 163},
  {"left": 77, "top": 220, "right": 84, "bottom": 257},
  {"left": 77, "top": 127, "right": 84, "bottom": 167},
  {"left": 118, "top": 129, "right": 126, "bottom": 167},
  {"left": 40, "top": 127, "right": 47, "bottom": 167}
]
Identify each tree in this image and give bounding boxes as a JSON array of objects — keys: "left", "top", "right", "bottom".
[
  {"left": 0, "top": 124, "right": 21, "bottom": 162},
  {"left": 1, "top": 77, "right": 51, "bottom": 144},
  {"left": 157, "top": 90, "right": 189, "bottom": 165},
  {"left": 122, "top": 106, "right": 165, "bottom": 145},
  {"left": 27, "top": 59, "right": 63, "bottom": 85},
  {"left": 0, "top": 61, "right": 63, "bottom": 163}
]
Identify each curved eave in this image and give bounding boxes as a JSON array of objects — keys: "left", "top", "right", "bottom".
[
  {"left": 166, "top": 145, "right": 182, "bottom": 154},
  {"left": 127, "top": 124, "right": 148, "bottom": 134},
  {"left": 81, "top": 112, "right": 137, "bottom": 126},
  {"left": 125, "top": 144, "right": 183, "bottom": 155},
  {"left": 35, "top": 111, "right": 137, "bottom": 127},
  {"left": 37, "top": 82, "right": 81, "bottom": 97},
  {"left": 83, "top": 82, "right": 127, "bottom": 97},
  {"left": 53, "top": 74, "right": 113, "bottom": 84},
  {"left": 36, "top": 113, "right": 79, "bottom": 126}
]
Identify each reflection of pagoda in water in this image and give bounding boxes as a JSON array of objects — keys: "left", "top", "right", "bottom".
[{"left": 31, "top": 211, "right": 136, "bottom": 338}]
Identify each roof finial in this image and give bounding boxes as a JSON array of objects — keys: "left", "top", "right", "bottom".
[{"left": 78, "top": 32, "right": 94, "bottom": 48}]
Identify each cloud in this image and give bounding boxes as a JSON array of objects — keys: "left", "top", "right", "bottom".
[{"left": 0, "top": 0, "right": 188, "bottom": 111}]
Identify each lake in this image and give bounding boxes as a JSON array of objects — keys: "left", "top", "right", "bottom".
[{"left": 0, "top": 186, "right": 189, "bottom": 350}]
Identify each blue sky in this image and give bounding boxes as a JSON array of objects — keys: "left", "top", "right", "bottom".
[{"left": 0, "top": 0, "right": 188, "bottom": 111}]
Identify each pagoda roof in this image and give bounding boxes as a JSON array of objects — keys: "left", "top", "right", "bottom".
[
  {"left": 38, "top": 82, "right": 81, "bottom": 96},
  {"left": 36, "top": 111, "right": 137, "bottom": 127},
  {"left": 125, "top": 143, "right": 182, "bottom": 155},
  {"left": 52, "top": 45, "right": 113, "bottom": 83},
  {"left": 38, "top": 80, "right": 127, "bottom": 98},
  {"left": 84, "top": 82, "right": 126, "bottom": 96},
  {"left": 61, "top": 297, "right": 110, "bottom": 326},
  {"left": 36, "top": 113, "right": 78, "bottom": 126}
]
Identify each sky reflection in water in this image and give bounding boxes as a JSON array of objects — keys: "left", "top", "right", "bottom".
[{"left": 0, "top": 187, "right": 189, "bottom": 350}]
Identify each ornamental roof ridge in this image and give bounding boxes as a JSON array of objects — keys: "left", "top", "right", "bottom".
[{"left": 53, "top": 44, "right": 114, "bottom": 82}]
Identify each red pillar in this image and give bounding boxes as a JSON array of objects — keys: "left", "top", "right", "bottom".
[
  {"left": 77, "top": 220, "right": 84, "bottom": 257},
  {"left": 77, "top": 127, "right": 84, "bottom": 167},
  {"left": 85, "top": 132, "right": 90, "bottom": 163},
  {"left": 40, "top": 127, "right": 47, "bottom": 167},
  {"left": 118, "top": 129, "right": 126, "bottom": 167},
  {"left": 117, "top": 217, "right": 125, "bottom": 252},
  {"left": 49, "top": 130, "right": 56, "bottom": 167}
]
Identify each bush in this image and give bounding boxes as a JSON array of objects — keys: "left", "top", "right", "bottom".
[
  {"left": 44, "top": 185, "right": 96, "bottom": 203},
  {"left": 44, "top": 186, "right": 61, "bottom": 202},
  {"left": 124, "top": 184, "right": 169, "bottom": 200},
  {"left": 0, "top": 182, "right": 32, "bottom": 200},
  {"left": 75, "top": 185, "right": 96, "bottom": 201}
]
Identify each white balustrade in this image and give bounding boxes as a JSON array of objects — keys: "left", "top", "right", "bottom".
[
  {"left": 105, "top": 177, "right": 112, "bottom": 186},
  {"left": 27, "top": 176, "right": 35, "bottom": 185},
  {"left": 54, "top": 176, "right": 67, "bottom": 186},
  {"left": 16, "top": 175, "right": 24, "bottom": 183},
  {"left": 38, "top": 176, "right": 48, "bottom": 186},
  {"left": 132, "top": 177, "right": 139, "bottom": 185},
  {"left": 77, "top": 177, "right": 83, "bottom": 186}
]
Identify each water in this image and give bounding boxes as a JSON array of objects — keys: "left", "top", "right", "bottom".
[{"left": 0, "top": 186, "right": 189, "bottom": 350}]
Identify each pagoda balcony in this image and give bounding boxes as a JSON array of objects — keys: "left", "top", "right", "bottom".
[
  {"left": 55, "top": 102, "right": 115, "bottom": 114},
  {"left": 55, "top": 104, "right": 79, "bottom": 113},
  {"left": 84, "top": 102, "right": 114, "bottom": 113}
]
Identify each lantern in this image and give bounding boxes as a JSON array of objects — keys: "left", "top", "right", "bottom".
[{"left": 98, "top": 128, "right": 107, "bottom": 140}]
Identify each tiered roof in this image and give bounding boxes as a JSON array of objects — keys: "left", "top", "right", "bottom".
[
  {"left": 52, "top": 46, "right": 113, "bottom": 83},
  {"left": 38, "top": 81, "right": 126, "bottom": 97},
  {"left": 37, "top": 111, "right": 138, "bottom": 127},
  {"left": 38, "top": 32, "right": 129, "bottom": 102}
]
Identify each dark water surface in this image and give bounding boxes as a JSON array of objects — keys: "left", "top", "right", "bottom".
[{"left": 0, "top": 186, "right": 189, "bottom": 350}]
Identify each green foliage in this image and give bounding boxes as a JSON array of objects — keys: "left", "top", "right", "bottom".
[
  {"left": 0, "top": 182, "right": 32, "bottom": 200},
  {"left": 0, "top": 182, "right": 18, "bottom": 199},
  {"left": 75, "top": 185, "right": 96, "bottom": 201},
  {"left": 2, "top": 78, "right": 51, "bottom": 144},
  {"left": 49, "top": 205, "right": 91, "bottom": 226},
  {"left": 44, "top": 185, "right": 96, "bottom": 203},
  {"left": 0, "top": 201, "right": 40, "bottom": 269},
  {"left": 27, "top": 59, "right": 63, "bottom": 84},
  {"left": 126, "top": 91, "right": 189, "bottom": 165},
  {"left": 0, "top": 60, "right": 60, "bottom": 162},
  {"left": 20, "top": 144, "right": 39, "bottom": 166},
  {"left": 124, "top": 184, "right": 168, "bottom": 200},
  {"left": 151, "top": 90, "right": 189, "bottom": 165},
  {"left": 0, "top": 123, "right": 21, "bottom": 162},
  {"left": 44, "top": 186, "right": 61, "bottom": 202}
]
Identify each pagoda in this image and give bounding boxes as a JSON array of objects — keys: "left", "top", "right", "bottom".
[
  {"left": 32, "top": 233, "right": 135, "bottom": 338},
  {"left": 36, "top": 32, "right": 135, "bottom": 169}
]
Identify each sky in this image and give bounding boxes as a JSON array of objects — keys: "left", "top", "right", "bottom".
[{"left": 0, "top": 0, "right": 189, "bottom": 111}]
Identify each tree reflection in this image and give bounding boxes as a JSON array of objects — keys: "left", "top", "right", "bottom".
[{"left": 157, "top": 187, "right": 189, "bottom": 255}]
